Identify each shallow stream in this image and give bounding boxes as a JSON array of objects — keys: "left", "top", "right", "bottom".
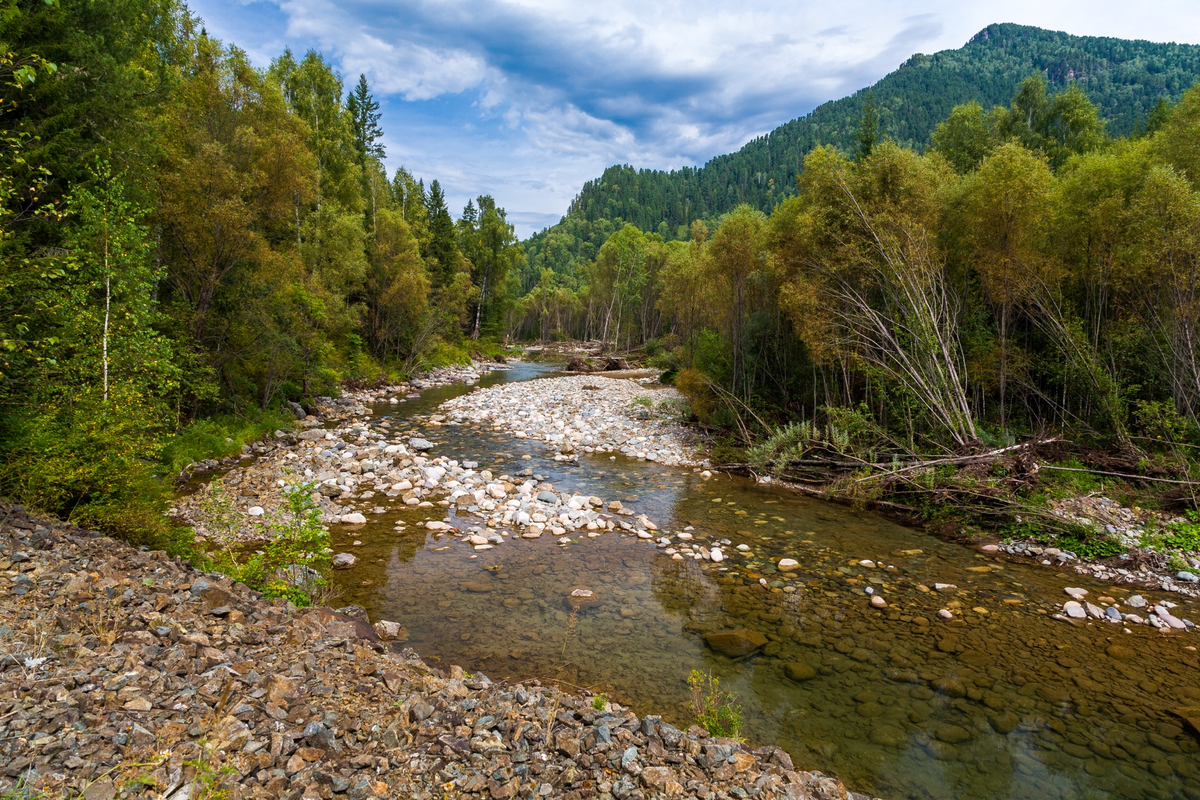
[{"left": 327, "top": 363, "right": 1200, "bottom": 800}]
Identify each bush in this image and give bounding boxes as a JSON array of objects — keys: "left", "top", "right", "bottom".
[
  {"left": 199, "top": 480, "right": 331, "bottom": 606},
  {"left": 687, "top": 670, "right": 742, "bottom": 739}
]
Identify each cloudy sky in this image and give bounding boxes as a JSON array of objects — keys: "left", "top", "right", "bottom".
[{"left": 188, "top": 0, "right": 1199, "bottom": 236}]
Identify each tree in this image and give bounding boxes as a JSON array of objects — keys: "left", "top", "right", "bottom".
[
  {"left": 1153, "top": 83, "right": 1200, "bottom": 188},
  {"left": 155, "top": 37, "right": 315, "bottom": 405},
  {"left": 960, "top": 143, "right": 1053, "bottom": 431},
  {"left": 778, "top": 144, "right": 978, "bottom": 449},
  {"left": 994, "top": 76, "right": 1107, "bottom": 169},
  {"left": 460, "top": 195, "right": 522, "bottom": 340},
  {"left": 709, "top": 206, "right": 769, "bottom": 399},
  {"left": 854, "top": 91, "right": 880, "bottom": 161},
  {"left": 424, "top": 179, "right": 458, "bottom": 290},
  {"left": 931, "top": 101, "right": 992, "bottom": 173},
  {"left": 347, "top": 73, "right": 384, "bottom": 162},
  {"left": 363, "top": 208, "right": 428, "bottom": 358},
  {"left": 1131, "top": 165, "right": 1200, "bottom": 427}
]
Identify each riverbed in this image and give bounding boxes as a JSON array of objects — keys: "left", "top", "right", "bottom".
[{"left": 323, "top": 362, "right": 1200, "bottom": 800}]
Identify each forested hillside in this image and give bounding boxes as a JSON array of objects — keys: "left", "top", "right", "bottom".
[
  {"left": 512, "top": 75, "right": 1200, "bottom": 501},
  {"left": 523, "top": 23, "right": 1200, "bottom": 283},
  {"left": 0, "top": 0, "right": 521, "bottom": 541}
]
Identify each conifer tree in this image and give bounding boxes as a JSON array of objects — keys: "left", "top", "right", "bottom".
[
  {"left": 425, "top": 180, "right": 458, "bottom": 289},
  {"left": 347, "top": 73, "right": 384, "bottom": 161}
]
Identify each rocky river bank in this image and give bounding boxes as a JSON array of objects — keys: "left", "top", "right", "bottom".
[
  {"left": 0, "top": 500, "right": 864, "bottom": 800},
  {"left": 116, "top": 361, "right": 1200, "bottom": 798}
]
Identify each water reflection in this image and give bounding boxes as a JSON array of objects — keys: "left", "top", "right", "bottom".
[{"left": 328, "top": 363, "right": 1200, "bottom": 800}]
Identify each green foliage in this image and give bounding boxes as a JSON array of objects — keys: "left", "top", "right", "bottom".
[
  {"left": 1055, "top": 530, "right": 1126, "bottom": 559},
  {"left": 160, "top": 408, "right": 294, "bottom": 477},
  {"left": 0, "top": 9, "right": 521, "bottom": 540},
  {"left": 591, "top": 693, "right": 608, "bottom": 711},
  {"left": 1140, "top": 511, "right": 1200, "bottom": 554},
  {"left": 200, "top": 480, "right": 330, "bottom": 605},
  {"left": 687, "top": 670, "right": 743, "bottom": 739}
]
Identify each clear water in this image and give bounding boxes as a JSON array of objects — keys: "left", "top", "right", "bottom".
[{"left": 324, "top": 363, "right": 1200, "bottom": 800}]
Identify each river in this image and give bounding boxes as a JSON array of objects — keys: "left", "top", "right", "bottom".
[{"left": 324, "top": 361, "right": 1200, "bottom": 800}]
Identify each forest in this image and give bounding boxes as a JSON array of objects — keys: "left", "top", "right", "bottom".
[
  {"left": 523, "top": 23, "right": 1200, "bottom": 283},
  {"left": 510, "top": 75, "right": 1200, "bottom": 489},
  {"left": 0, "top": 0, "right": 522, "bottom": 543}
]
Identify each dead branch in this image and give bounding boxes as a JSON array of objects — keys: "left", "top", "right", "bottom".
[
  {"left": 854, "top": 437, "right": 1062, "bottom": 483},
  {"left": 1036, "top": 465, "right": 1200, "bottom": 486}
]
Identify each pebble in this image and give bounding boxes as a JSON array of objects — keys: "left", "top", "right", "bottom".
[{"left": 439, "top": 375, "right": 704, "bottom": 466}]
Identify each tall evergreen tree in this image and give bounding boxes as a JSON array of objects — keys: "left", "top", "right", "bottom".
[
  {"left": 424, "top": 180, "right": 458, "bottom": 289},
  {"left": 347, "top": 73, "right": 384, "bottom": 161}
]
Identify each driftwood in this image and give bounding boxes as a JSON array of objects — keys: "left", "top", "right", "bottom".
[{"left": 853, "top": 437, "right": 1061, "bottom": 484}]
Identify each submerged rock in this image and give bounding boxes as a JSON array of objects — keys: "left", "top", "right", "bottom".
[{"left": 704, "top": 629, "right": 768, "bottom": 658}]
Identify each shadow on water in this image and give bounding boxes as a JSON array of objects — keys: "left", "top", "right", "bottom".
[{"left": 325, "top": 363, "right": 1200, "bottom": 800}]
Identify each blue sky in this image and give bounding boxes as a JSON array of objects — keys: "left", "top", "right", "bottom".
[{"left": 188, "top": 0, "right": 1200, "bottom": 237}]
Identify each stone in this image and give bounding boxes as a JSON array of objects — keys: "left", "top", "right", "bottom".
[
  {"left": 704, "top": 629, "right": 768, "bottom": 658},
  {"left": 777, "top": 558, "right": 800, "bottom": 572},
  {"left": 870, "top": 595, "right": 887, "bottom": 608},
  {"left": 373, "top": 620, "right": 408, "bottom": 641},
  {"left": 340, "top": 512, "right": 367, "bottom": 524},
  {"left": 784, "top": 662, "right": 817, "bottom": 681},
  {"left": 935, "top": 724, "right": 972, "bottom": 744},
  {"left": 710, "top": 548, "right": 724, "bottom": 563},
  {"left": 1065, "top": 587, "right": 1088, "bottom": 600},
  {"left": 1128, "top": 594, "right": 1147, "bottom": 608},
  {"left": 332, "top": 552, "right": 357, "bottom": 569},
  {"left": 247, "top": 506, "right": 265, "bottom": 516},
  {"left": 409, "top": 438, "right": 434, "bottom": 451},
  {"left": 1177, "top": 571, "right": 1199, "bottom": 583},
  {"left": 1063, "top": 601, "right": 1086, "bottom": 619},
  {"left": 1106, "top": 644, "right": 1136, "bottom": 660}
]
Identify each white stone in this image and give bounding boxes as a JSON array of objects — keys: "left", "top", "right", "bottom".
[
  {"left": 247, "top": 506, "right": 264, "bottom": 516},
  {"left": 777, "top": 558, "right": 800, "bottom": 572}
]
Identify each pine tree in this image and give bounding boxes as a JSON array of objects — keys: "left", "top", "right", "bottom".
[
  {"left": 425, "top": 180, "right": 458, "bottom": 289},
  {"left": 347, "top": 73, "right": 384, "bottom": 161}
]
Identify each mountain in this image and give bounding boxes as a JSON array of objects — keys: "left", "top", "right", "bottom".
[{"left": 522, "top": 23, "right": 1200, "bottom": 284}]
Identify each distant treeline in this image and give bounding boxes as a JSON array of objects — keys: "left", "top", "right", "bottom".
[
  {"left": 510, "top": 77, "right": 1200, "bottom": 456},
  {"left": 522, "top": 23, "right": 1200, "bottom": 284}
]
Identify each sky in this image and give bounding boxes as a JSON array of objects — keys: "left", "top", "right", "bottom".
[{"left": 187, "top": 0, "right": 1200, "bottom": 237}]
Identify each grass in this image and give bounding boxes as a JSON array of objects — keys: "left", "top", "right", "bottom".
[{"left": 160, "top": 407, "right": 296, "bottom": 478}]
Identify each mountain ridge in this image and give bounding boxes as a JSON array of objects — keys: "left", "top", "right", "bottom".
[{"left": 521, "top": 22, "right": 1200, "bottom": 284}]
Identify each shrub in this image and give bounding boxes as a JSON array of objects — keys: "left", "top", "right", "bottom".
[
  {"left": 687, "top": 670, "right": 742, "bottom": 739},
  {"left": 199, "top": 480, "right": 331, "bottom": 605}
]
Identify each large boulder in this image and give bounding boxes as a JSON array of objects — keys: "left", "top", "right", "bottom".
[{"left": 704, "top": 629, "right": 768, "bottom": 658}]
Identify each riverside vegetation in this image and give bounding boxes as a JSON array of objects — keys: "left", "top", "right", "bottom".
[{"left": 0, "top": 0, "right": 521, "bottom": 550}]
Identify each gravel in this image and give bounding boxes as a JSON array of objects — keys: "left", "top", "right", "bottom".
[{"left": 0, "top": 500, "right": 863, "bottom": 800}]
